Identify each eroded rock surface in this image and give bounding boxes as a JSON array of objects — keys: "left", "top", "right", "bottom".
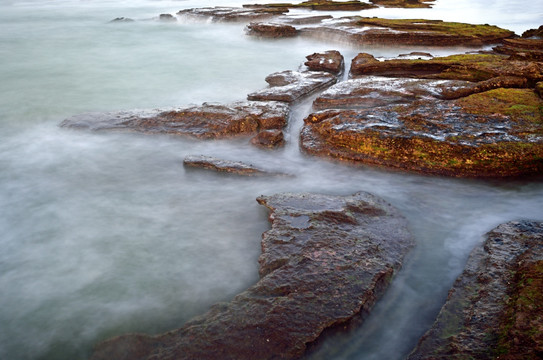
[
  {"left": 90, "top": 192, "right": 413, "bottom": 360},
  {"left": 302, "top": 88, "right": 543, "bottom": 178},
  {"left": 298, "top": 17, "right": 515, "bottom": 47},
  {"left": 304, "top": 50, "right": 344, "bottom": 75},
  {"left": 246, "top": 22, "right": 298, "bottom": 38},
  {"left": 60, "top": 101, "right": 289, "bottom": 139},
  {"left": 247, "top": 70, "right": 338, "bottom": 103},
  {"left": 244, "top": 0, "right": 377, "bottom": 11},
  {"left": 183, "top": 155, "right": 287, "bottom": 176},
  {"left": 177, "top": 6, "right": 286, "bottom": 22},
  {"left": 250, "top": 129, "right": 285, "bottom": 148},
  {"left": 408, "top": 220, "right": 543, "bottom": 360}
]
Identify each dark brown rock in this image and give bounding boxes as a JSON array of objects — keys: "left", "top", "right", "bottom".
[
  {"left": 522, "top": 25, "right": 543, "bottom": 39},
  {"left": 250, "top": 129, "right": 285, "bottom": 148},
  {"left": 245, "top": 22, "right": 298, "bottom": 38},
  {"left": 90, "top": 192, "right": 413, "bottom": 360},
  {"left": 109, "top": 17, "right": 134, "bottom": 23},
  {"left": 369, "top": 0, "right": 435, "bottom": 8},
  {"left": 407, "top": 220, "right": 543, "bottom": 360},
  {"left": 244, "top": 0, "right": 377, "bottom": 11},
  {"left": 300, "top": 17, "right": 515, "bottom": 47},
  {"left": 177, "top": 6, "right": 286, "bottom": 23},
  {"left": 158, "top": 14, "right": 176, "bottom": 22},
  {"left": 301, "top": 88, "right": 543, "bottom": 178},
  {"left": 350, "top": 53, "right": 543, "bottom": 84},
  {"left": 493, "top": 38, "right": 543, "bottom": 61},
  {"left": 60, "top": 101, "right": 289, "bottom": 139},
  {"left": 305, "top": 50, "right": 344, "bottom": 75},
  {"left": 247, "top": 70, "right": 338, "bottom": 103},
  {"left": 183, "top": 155, "right": 287, "bottom": 176},
  {"left": 439, "top": 75, "right": 528, "bottom": 99},
  {"left": 312, "top": 76, "right": 471, "bottom": 110}
]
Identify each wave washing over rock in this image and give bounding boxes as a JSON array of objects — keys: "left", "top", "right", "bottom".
[{"left": 90, "top": 192, "right": 414, "bottom": 360}]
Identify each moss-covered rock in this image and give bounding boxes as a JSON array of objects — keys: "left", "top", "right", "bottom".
[
  {"left": 407, "top": 220, "right": 543, "bottom": 360},
  {"left": 350, "top": 53, "right": 543, "bottom": 84},
  {"left": 369, "top": 0, "right": 434, "bottom": 8},
  {"left": 244, "top": 0, "right": 377, "bottom": 11},
  {"left": 301, "top": 88, "right": 543, "bottom": 178}
]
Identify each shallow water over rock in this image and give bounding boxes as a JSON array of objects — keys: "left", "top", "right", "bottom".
[{"left": 1, "top": 0, "right": 543, "bottom": 360}]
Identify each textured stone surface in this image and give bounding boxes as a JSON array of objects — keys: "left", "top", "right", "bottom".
[
  {"left": 60, "top": 101, "right": 289, "bottom": 139},
  {"left": 304, "top": 50, "right": 344, "bottom": 75},
  {"left": 247, "top": 70, "right": 338, "bottom": 103},
  {"left": 301, "top": 88, "right": 543, "bottom": 178},
  {"left": 408, "top": 220, "right": 543, "bottom": 360},
  {"left": 177, "top": 6, "right": 286, "bottom": 22},
  {"left": 244, "top": 0, "right": 377, "bottom": 11},
  {"left": 90, "top": 192, "right": 413, "bottom": 360},
  {"left": 250, "top": 129, "right": 285, "bottom": 148},
  {"left": 245, "top": 22, "right": 298, "bottom": 38},
  {"left": 183, "top": 155, "right": 288, "bottom": 176}
]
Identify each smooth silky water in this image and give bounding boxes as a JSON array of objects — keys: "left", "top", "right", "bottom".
[{"left": 1, "top": 0, "right": 542, "bottom": 359}]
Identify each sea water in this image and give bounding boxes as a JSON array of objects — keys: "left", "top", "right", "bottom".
[{"left": 0, "top": 0, "right": 542, "bottom": 359}]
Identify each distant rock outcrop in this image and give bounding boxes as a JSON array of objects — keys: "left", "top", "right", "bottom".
[{"left": 90, "top": 192, "right": 413, "bottom": 360}]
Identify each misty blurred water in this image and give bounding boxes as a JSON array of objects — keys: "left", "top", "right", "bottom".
[{"left": 0, "top": 0, "right": 542, "bottom": 359}]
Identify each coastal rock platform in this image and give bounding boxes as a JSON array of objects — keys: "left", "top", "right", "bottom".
[
  {"left": 90, "top": 192, "right": 413, "bottom": 360},
  {"left": 408, "top": 220, "right": 543, "bottom": 359}
]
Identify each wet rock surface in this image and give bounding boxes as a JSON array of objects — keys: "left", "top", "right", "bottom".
[
  {"left": 302, "top": 86, "right": 543, "bottom": 178},
  {"left": 90, "top": 192, "right": 413, "bottom": 360},
  {"left": 60, "top": 101, "right": 289, "bottom": 139},
  {"left": 177, "top": 6, "right": 286, "bottom": 22},
  {"left": 304, "top": 50, "right": 344, "bottom": 75},
  {"left": 350, "top": 53, "right": 543, "bottom": 83},
  {"left": 297, "top": 17, "right": 515, "bottom": 47},
  {"left": 369, "top": 0, "right": 435, "bottom": 8},
  {"left": 183, "top": 155, "right": 287, "bottom": 176},
  {"left": 246, "top": 22, "right": 298, "bottom": 38},
  {"left": 407, "top": 220, "right": 543, "bottom": 360},
  {"left": 250, "top": 129, "right": 285, "bottom": 148},
  {"left": 244, "top": 0, "right": 377, "bottom": 11},
  {"left": 493, "top": 38, "right": 543, "bottom": 61},
  {"left": 247, "top": 70, "right": 338, "bottom": 103}
]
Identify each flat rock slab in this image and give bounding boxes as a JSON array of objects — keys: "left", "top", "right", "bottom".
[
  {"left": 60, "top": 101, "right": 289, "bottom": 139},
  {"left": 297, "top": 17, "right": 515, "bottom": 47},
  {"left": 244, "top": 0, "right": 377, "bottom": 11},
  {"left": 90, "top": 192, "right": 413, "bottom": 360},
  {"left": 350, "top": 53, "right": 543, "bottom": 83},
  {"left": 408, "top": 220, "right": 543, "bottom": 359},
  {"left": 183, "top": 155, "right": 288, "bottom": 176},
  {"left": 177, "top": 6, "right": 286, "bottom": 22},
  {"left": 304, "top": 50, "right": 344, "bottom": 75},
  {"left": 247, "top": 70, "right": 338, "bottom": 103},
  {"left": 301, "top": 88, "right": 543, "bottom": 178},
  {"left": 312, "top": 76, "right": 471, "bottom": 110},
  {"left": 245, "top": 22, "right": 298, "bottom": 38}
]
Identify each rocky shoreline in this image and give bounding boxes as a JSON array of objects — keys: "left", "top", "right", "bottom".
[{"left": 63, "top": 6, "right": 543, "bottom": 359}]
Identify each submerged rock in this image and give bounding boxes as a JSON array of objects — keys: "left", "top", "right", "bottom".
[
  {"left": 408, "top": 220, "right": 543, "bottom": 359},
  {"left": 90, "top": 192, "right": 413, "bottom": 360},
  {"left": 109, "top": 17, "right": 134, "bottom": 23},
  {"left": 60, "top": 101, "right": 289, "bottom": 139},
  {"left": 250, "top": 129, "right": 285, "bottom": 148},
  {"left": 158, "top": 14, "right": 176, "bottom": 22},
  {"left": 177, "top": 6, "right": 286, "bottom": 23},
  {"left": 301, "top": 88, "right": 543, "bottom": 178},
  {"left": 247, "top": 70, "right": 338, "bottom": 103},
  {"left": 183, "top": 155, "right": 287, "bottom": 176}
]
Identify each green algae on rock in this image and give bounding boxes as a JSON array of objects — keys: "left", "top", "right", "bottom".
[
  {"left": 301, "top": 88, "right": 543, "bottom": 178},
  {"left": 351, "top": 53, "right": 543, "bottom": 83},
  {"left": 244, "top": 0, "right": 377, "bottom": 11},
  {"left": 407, "top": 221, "right": 543, "bottom": 360}
]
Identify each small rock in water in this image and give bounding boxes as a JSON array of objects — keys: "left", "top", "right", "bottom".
[
  {"left": 304, "top": 50, "right": 344, "bottom": 75},
  {"left": 183, "top": 155, "right": 288, "bottom": 176},
  {"left": 158, "top": 14, "right": 176, "bottom": 22},
  {"left": 109, "top": 17, "right": 134, "bottom": 23},
  {"left": 250, "top": 129, "right": 285, "bottom": 148}
]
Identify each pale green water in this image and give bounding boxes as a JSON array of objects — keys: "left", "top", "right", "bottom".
[{"left": 1, "top": 0, "right": 542, "bottom": 359}]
